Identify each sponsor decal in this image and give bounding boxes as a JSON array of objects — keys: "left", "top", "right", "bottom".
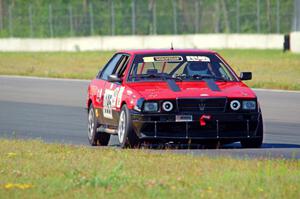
[
  {"left": 110, "top": 83, "right": 114, "bottom": 89},
  {"left": 143, "top": 56, "right": 183, "bottom": 62},
  {"left": 112, "top": 87, "right": 119, "bottom": 108},
  {"left": 116, "top": 86, "right": 125, "bottom": 108},
  {"left": 176, "top": 115, "right": 193, "bottom": 122},
  {"left": 96, "top": 88, "right": 102, "bottom": 103},
  {"left": 186, "top": 56, "right": 210, "bottom": 62}
]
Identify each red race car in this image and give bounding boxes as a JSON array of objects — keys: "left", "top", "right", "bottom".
[{"left": 86, "top": 49, "right": 263, "bottom": 148}]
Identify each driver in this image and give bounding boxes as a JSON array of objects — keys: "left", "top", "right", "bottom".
[{"left": 183, "top": 62, "right": 214, "bottom": 76}]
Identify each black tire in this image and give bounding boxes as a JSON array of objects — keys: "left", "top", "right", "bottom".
[
  {"left": 117, "top": 105, "right": 139, "bottom": 148},
  {"left": 240, "top": 115, "right": 263, "bottom": 148},
  {"left": 87, "top": 104, "right": 110, "bottom": 146}
]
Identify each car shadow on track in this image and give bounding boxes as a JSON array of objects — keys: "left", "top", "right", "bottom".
[
  {"left": 220, "top": 142, "right": 300, "bottom": 149},
  {"left": 261, "top": 143, "right": 300, "bottom": 148},
  {"left": 127, "top": 142, "right": 300, "bottom": 150}
]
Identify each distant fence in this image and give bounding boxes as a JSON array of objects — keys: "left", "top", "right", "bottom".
[
  {"left": 0, "top": 34, "right": 284, "bottom": 51},
  {"left": 0, "top": 0, "right": 295, "bottom": 38},
  {"left": 293, "top": 0, "right": 300, "bottom": 31}
]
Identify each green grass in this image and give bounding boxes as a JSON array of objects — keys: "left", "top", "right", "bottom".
[
  {"left": 0, "top": 49, "right": 299, "bottom": 90},
  {"left": 218, "top": 50, "right": 300, "bottom": 90},
  {"left": 0, "top": 139, "right": 299, "bottom": 199},
  {"left": 0, "top": 51, "right": 113, "bottom": 79}
]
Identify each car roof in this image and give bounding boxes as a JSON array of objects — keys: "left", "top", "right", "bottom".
[{"left": 118, "top": 49, "right": 216, "bottom": 55}]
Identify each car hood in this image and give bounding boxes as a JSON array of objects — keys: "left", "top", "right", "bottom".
[{"left": 126, "top": 81, "right": 256, "bottom": 100}]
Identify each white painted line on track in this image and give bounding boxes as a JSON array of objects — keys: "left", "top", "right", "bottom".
[
  {"left": 1, "top": 75, "right": 300, "bottom": 93},
  {"left": 252, "top": 88, "right": 300, "bottom": 94}
]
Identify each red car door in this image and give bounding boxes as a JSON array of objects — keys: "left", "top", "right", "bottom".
[
  {"left": 89, "top": 54, "right": 123, "bottom": 125},
  {"left": 102, "top": 54, "right": 130, "bottom": 126},
  {"left": 90, "top": 54, "right": 130, "bottom": 127}
]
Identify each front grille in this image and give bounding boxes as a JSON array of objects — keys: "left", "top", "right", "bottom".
[{"left": 177, "top": 98, "right": 226, "bottom": 113}]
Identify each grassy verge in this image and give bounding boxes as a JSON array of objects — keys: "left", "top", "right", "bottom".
[
  {"left": 218, "top": 49, "right": 300, "bottom": 90},
  {"left": 0, "top": 139, "right": 299, "bottom": 199},
  {"left": 0, "top": 51, "right": 113, "bottom": 79},
  {"left": 0, "top": 50, "right": 299, "bottom": 90}
]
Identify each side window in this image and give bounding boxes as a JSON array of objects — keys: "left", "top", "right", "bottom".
[
  {"left": 100, "top": 54, "right": 123, "bottom": 80},
  {"left": 114, "top": 55, "right": 129, "bottom": 77}
]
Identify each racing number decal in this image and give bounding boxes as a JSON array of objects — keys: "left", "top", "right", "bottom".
[
  {"left": 103, "top": 86, "right": 125, "bottom": 119},
  {"left": 103, "top": 89, "right": 114, "bottom": 119}
]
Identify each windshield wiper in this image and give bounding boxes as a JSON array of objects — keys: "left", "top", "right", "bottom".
[
  {"left": 141, "top": 74, "right": 163, "bottom": 79},
  {"left": 141, "top": 74, "right": 183, "bottom": 81},
  {"left": 167, "top": 75, "right": 183, "bottom": 81},
  {"left": 139, "top": 74, "right": 229, "bottom": 82},
  {"left": 173, "top": 74, "right": 188, "bottom": 81},
  {"left": 211, "top": 76, "right": 229, "bottom": 82}
]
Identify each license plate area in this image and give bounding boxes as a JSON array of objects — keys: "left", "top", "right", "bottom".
[{"left": 176, "top": 115, "right": 193, "bottom": 122}]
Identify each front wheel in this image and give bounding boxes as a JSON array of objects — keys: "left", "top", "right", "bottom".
[
  {"left": 117, "top": 105, "right": 139, "bottom": 148},
  {"left": 240, "top": 115, "right": 263, "bottom": 148},
  {"left": 88, "top": 104, "right": 110, "bottom": 146}
]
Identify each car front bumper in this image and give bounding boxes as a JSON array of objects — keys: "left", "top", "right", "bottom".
[{"left": 131, "top": 111, "right": 262, "bottom": 141}]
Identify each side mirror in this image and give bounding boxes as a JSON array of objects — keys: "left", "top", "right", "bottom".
[
  {"left": 240, "top": 72, "right": 252, "bottom": 81},
  {"left": 108, "top": 74, "right": 122, "bottom": 83}
]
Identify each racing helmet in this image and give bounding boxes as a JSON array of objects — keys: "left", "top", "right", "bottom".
[{"left": 183, "top": 62, "right": 209, "bottom": 76}]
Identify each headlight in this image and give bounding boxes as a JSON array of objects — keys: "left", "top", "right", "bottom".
[
  {"left": 242, "top": 101, "right": 256, "bottom": 110},
  {"left": 162, "top": 101, "right": 173, "bottom": 112},
  {"left": 143, "top": 102, "right": 158, "bottom": 112},
  {"left": 230, "top": 100, "right": 241, "bottom": 111}
]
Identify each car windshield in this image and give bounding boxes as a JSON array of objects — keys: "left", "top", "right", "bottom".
[{"left": 128, "top": 53, "right": 238, "bottom": 82}]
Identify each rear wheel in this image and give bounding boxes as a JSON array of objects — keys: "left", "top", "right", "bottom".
[
  {"left": 240, "top": 115, "right": 263, "bottom": 148},
  {"left": 88, "top": 104, "right": 110, "bottom": 146},
  {"left": 117, "top": 105, "right": 139, "bottom": 148}
]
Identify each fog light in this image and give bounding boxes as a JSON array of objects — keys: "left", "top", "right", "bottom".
[
  {"left": 162, "top": 101, "right": 173, "bottom": 112},
  {"left": 230, "top": 100, "right": 241, "bottom": 111}
]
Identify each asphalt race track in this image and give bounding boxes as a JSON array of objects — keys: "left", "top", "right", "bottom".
[{"left": 1, "top": 76, "right": 300, "bottom": 159}]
